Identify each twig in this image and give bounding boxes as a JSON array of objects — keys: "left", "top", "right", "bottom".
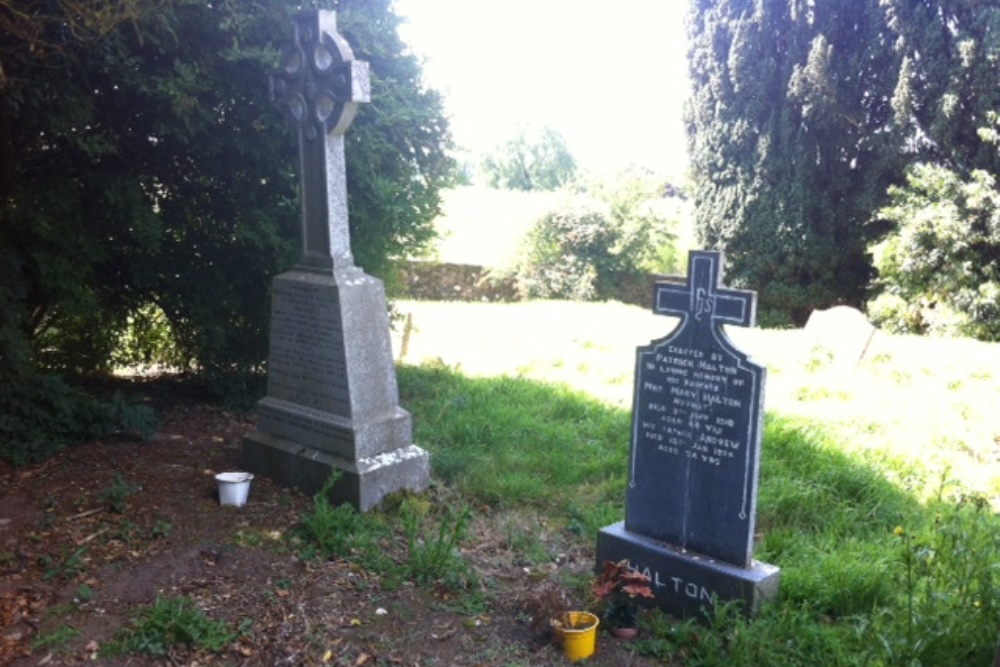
[
  {"left": 62, "top": 507, "right": 106, "bottom": 522},
  {"left": 77, "top": 527, "right": 109, "bottom": 546}
]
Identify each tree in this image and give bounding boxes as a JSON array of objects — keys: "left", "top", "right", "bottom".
[
  {"left": 686, "top": 0, "right": 907, "bottom": 324},
  {"left": 870, "top": 134, "right": 1000, "bottom": 340},
  {"left": 885, "top": 1, "right": 1000, "bottom": 178},
  {"left": 0, "top": 0, "right": 144, "bottom": 87},
  {"left": 0, "top": 0, "right": 454, "bottom": 385},
  {"left": 869, "top": 1, "right": 1000, "bottom": 341},
  {"left": 687, "top": 1, "right": 1000, "bottom": 325},
  {"left": 480, "top": 125, "right": 577, "bottom": 191},
  {"left": 513, "top": 168, "right": 678, "bottom": 300}
]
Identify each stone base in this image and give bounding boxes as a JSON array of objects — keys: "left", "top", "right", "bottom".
[
  {"left": 242, "top": 429, "right": 430, "bottom": 512},
  {"left": 596, "top": 522, "right": 780, "bottom": 618}
]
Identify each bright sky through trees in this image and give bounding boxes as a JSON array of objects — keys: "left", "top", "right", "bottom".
[{"left": 394, "top": 0, "right": 689, "bottom": 179}]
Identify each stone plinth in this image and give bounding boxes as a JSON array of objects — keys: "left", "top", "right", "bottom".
[
  {"left": 597, "top": 522, "right": 780, "bottom": 617},
  {"left": 243, "top": 268, "right": 429, "bottom": 511}
]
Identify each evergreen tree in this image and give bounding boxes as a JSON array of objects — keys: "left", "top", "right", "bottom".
[
  {"left": 686, "top": 0, "right": 906, "bottom": 324},
  {"left": 886, "top": 0, "right": 1000, "bottom": 177},
  {"left": 0, "top": 0, "right": 454, "bottom": 381}
]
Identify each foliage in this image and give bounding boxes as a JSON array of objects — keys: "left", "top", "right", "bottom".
[
  {"left": 480, "top": 125, "right": 577, "bottom": 191},
  {"left": 0, "top": 0, "right": 144, "bottom": 88},
  {"left": 0, "top": 375, "right": 158, "bottom": 465},
  {"left": 295, "top": 474, "right": 382, "bottom": 562},
  {"left": 0, "top": 0, "right": 454, "bottom": 392},
  {"left": 401, "top": 500, "right": 474, "bottom": 590},
  {"left": 30, "top": 624, "right": 80, "bottom": 653},
  {"left": 870, "top": 162, "right": 1000, "bottom": 341},
  {"left": 512, "top": 170, "right": 678, "bottom": 300},
  {"left": 514, "top": 199, "right": 614, "bottom": 300},
  {"left": 40, "top": 547, "right": 87, "bottom": 582},
  {"left": 592, "top": 559, "right": 654, "bottom": 629},
  {"left": 886, "top": 1, "right": 1000, "bottom": 178},
  {"left": 872, "top": 490, "right": 1000, "bottom": 667},
  {"left": 107, "top": 595, "right": 244, "bottom": 656},
  {"left": 99, "top": 474, "right": 139, "bottom": 514},
  {"left": 686, "top": 0, "right": 1000, "bottom": 324}
]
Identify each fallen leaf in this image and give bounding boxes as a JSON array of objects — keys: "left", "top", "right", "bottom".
[
  {"left": 356, "top": 653, "right": 372, "bottom": 665},
  {"left": 350, "top": 618, "right": 362, "bottom": 626}
]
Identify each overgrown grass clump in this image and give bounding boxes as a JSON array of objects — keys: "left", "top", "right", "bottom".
[
  {"left": 105, "top": 595, "right": 246, "bottom": 657},
  {"left": 293, "top": 474, "right": 479, "bottom": 597}
]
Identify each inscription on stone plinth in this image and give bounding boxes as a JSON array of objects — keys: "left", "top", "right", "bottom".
[{"left": 267, "top": 278, "right": 349, "bottom": 413}]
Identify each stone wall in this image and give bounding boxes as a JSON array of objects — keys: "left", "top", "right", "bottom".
[{"left": 397, "top": 260, "right": 669, "bottom": 308}]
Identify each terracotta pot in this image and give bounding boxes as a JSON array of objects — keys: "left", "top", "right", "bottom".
[{"left": 610, "top": 626, "right": 638, "bottom": 639}]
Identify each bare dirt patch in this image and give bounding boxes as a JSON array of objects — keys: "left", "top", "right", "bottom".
[{"left": 1, "top": 394, "right": 663, "bottom": 666}]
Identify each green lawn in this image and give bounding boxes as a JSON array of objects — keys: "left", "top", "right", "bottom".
[{"left": 392, "top": 298, "right": 1000, "bottom": 667}]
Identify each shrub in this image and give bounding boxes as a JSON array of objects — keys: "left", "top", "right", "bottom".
[
  {"left": 0, "top": 373, "right": 158, "bottom": 465},
  {"left": 513, "top": 171, "right": 678, "bottom": 301}
]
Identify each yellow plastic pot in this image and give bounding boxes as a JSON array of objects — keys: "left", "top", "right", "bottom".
[{"left": 558, "top": 611, "right": 599, "bottom": 662}]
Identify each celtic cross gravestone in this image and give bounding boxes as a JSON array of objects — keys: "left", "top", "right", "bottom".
[
  {"left": 243, "top": 10, "right": 429, "bottom": 511},
  {"left": 596, "top": 250, "right": 780, "bottom": 617}
]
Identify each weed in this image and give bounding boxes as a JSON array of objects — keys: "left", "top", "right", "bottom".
[
  {"left": 41, "top": 546, "right": 86, "bottom": 581},
  {"left": 150, "top": 519, "right": 172, "bottom": 539},
  {"left": 105, "top": 595, "right": 241, "bottom": 656},
  {"left": 871, "top": 490, "right": 1000, "bottom": 666},
  {"left": 31, "top": 624, "right": 79, "bottom": 652},
  {"left": 99, "top": 474, "right": 137, "bottom": 514},
  {"left": 76, "top": 583, "right": 94, "bottom": 603},
  {"left": 114, "top": 520, "right": 139, "bottom": 543},
  {"left": 401, "top": 501, "right": 474, "bottom": 589},
  {"left": 295, "top": 474, "right": 381, "bottom": 561}
]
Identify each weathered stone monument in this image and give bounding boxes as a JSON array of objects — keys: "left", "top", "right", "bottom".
[
  {"left": 596, "top": 250, "right": 780, "bottom": 616},
  {"left": 242, "top": 11, "right": 429, "bottom": 511},
  {"left": 805, "top": 305, "right": 876, "bottom": 369}
]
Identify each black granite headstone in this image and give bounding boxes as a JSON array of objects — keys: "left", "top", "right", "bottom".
[
  {"left": 596, "top": 250, "right": 780, "bottom": 617},
  {"left": 626, "top": 251, "right": 764, "bottom": 567}
]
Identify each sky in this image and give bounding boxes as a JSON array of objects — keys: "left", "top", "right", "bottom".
[{"left": 392, "top": 0, "right": 690, "bottom": 180}]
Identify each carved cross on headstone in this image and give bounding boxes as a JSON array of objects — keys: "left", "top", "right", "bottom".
[
  {"left": 654, "top": 251, "right": 756, "bottom": 334},
  {"left": 269, "top": 11, "right": 370, "bottom": 272}
]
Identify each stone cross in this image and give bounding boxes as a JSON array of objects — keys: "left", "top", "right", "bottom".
[{"left": 269, "top": 11, "right": 370, "bottom": 272}]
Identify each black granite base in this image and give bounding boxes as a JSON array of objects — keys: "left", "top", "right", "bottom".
[
  {"left": 596, "top": 522, "right": 780, "bottom": 618},
  {"left": 242, "top": 430, "right": 429, "bottom": 512}
]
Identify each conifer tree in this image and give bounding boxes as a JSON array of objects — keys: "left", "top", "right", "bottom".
[{"left": 686, "top": 0, "right": 905, "bottom": 324}]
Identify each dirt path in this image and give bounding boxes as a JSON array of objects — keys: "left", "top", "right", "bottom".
[{"left": 1, "top": 398, "right": 664, "bottom": 666}]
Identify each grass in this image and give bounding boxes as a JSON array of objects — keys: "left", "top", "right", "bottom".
[{"left": 389, "top": 298, "right": 1000, "bottom": 667}]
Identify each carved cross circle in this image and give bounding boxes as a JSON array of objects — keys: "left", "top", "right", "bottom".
[{"left": 270, "top": 12, "right": 370, "bottom": 140}]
